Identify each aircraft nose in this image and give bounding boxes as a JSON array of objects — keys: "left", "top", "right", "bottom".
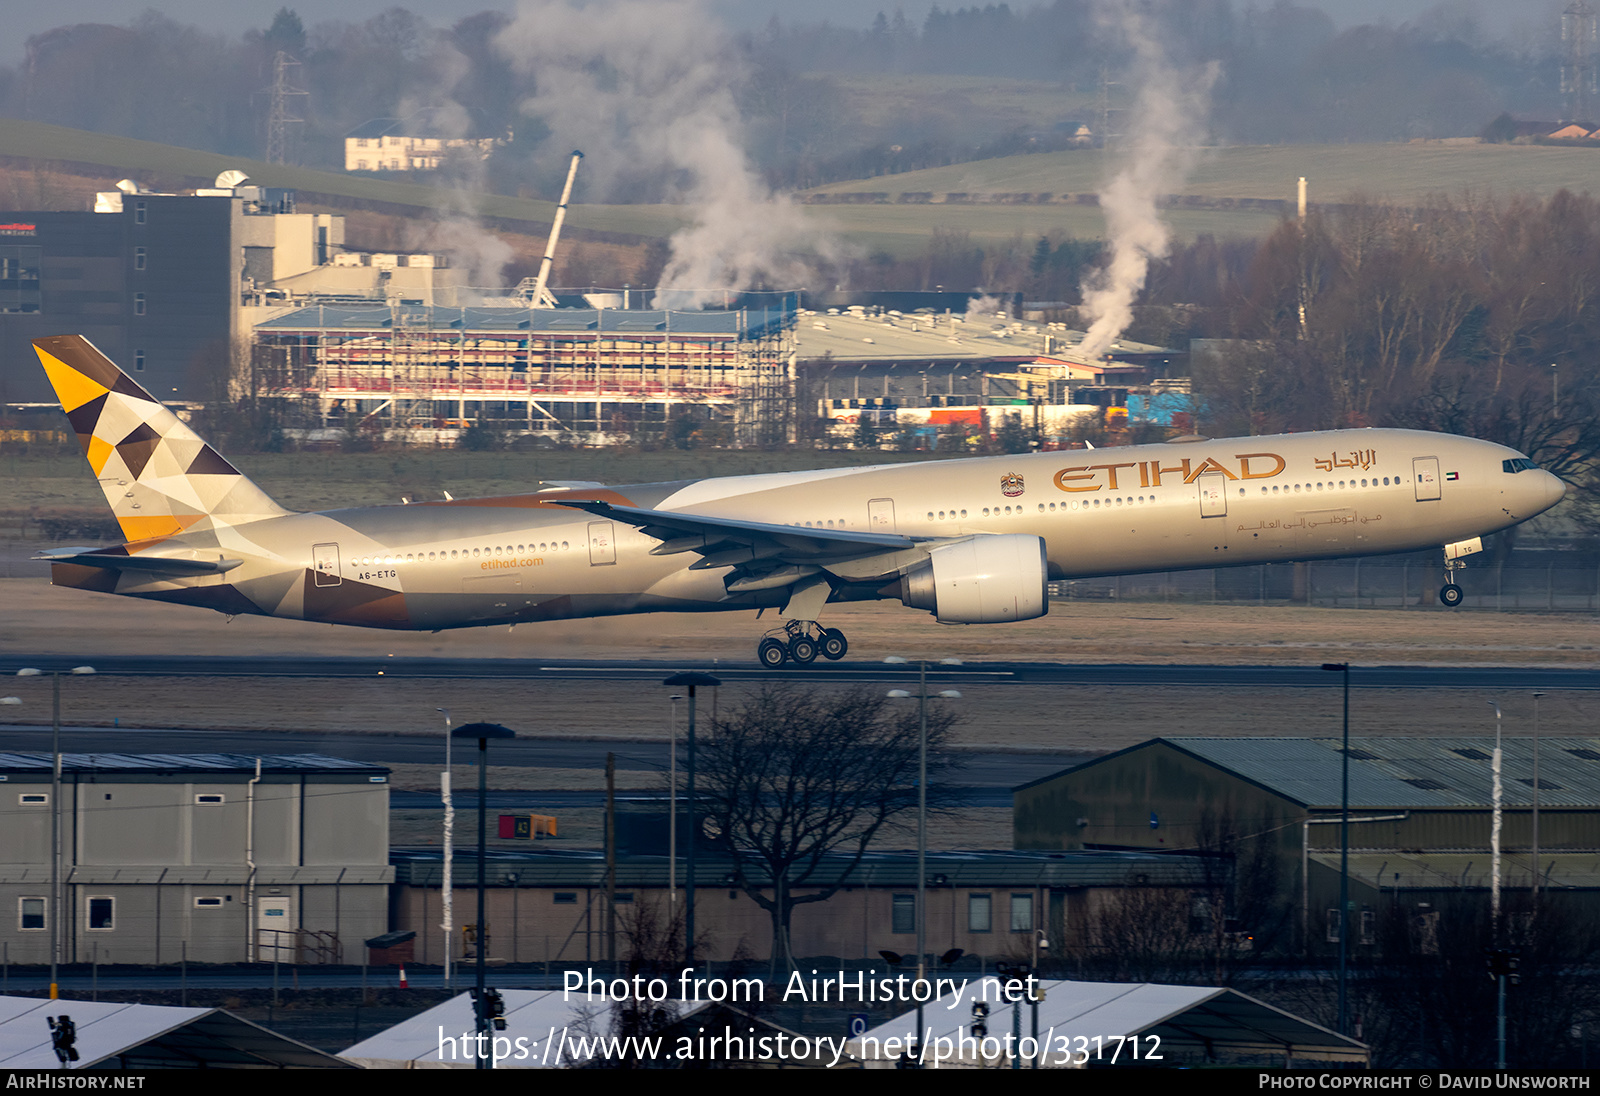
[{"left": 1539, "top": 470, "right": 1568, "bottom": 512}]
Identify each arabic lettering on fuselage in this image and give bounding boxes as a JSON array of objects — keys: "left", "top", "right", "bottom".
[{"left": 1314, "top": 449, "right": 1377, "bottom": 473}]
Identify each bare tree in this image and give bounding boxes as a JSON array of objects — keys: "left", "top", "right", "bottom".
[
  {"left": 695, "top": 684, "right": 958, "bottom": 970},
  {"left": 1275, "top": 892, "right": 1600, "bottom": 1068}
]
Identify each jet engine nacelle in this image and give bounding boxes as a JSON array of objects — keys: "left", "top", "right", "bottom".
[{"left": 899, "top": 534, "right": 1049, "bottom": 623}]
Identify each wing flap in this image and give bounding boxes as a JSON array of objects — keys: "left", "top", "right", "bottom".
[{"left": 557, "top": 499, "right": 919, "bottom": 560}]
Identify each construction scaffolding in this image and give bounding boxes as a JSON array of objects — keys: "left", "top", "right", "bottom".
[{"left": 251, "top": 297, "right": 798, "bottom": 444}]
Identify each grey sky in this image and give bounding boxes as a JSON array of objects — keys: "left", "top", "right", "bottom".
[{"left": 0, "top": 1, "right": 1560, "bottom": 64}]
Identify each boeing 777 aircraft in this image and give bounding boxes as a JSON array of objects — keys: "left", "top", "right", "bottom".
[{"left": 31, "top": 335, "right": 1568, "bottom": 665}]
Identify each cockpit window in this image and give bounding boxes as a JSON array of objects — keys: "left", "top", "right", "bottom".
[{"left": 1502, "top": 458, "right": 1539, "bottom": 473}]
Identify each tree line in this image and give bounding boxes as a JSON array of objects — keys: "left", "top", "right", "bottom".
[
  {"left": 1184, "top": 193, "right": 1600, "bottom": 526},
  {"left": 0, "top": 3, "right": 1573, "bottom": 197}
]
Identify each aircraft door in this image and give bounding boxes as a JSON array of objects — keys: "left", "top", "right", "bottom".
[
  {"left": 1413, "top": 457, "right": 1441, "bottom": 501},
  {"left": 312, "top": 543, "right": 341, "bottom": 587},
  {"left": 1197, "top": 473, "right": 1228, "bottom": 518},
  {"left": 868, "top": 498, "right": 897, "bottom": 533},
  {"left": 587, "top": 521, "right": 617, "bottom": 566}
]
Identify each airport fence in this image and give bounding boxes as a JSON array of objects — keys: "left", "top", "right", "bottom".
[{"left": 1049, "top": 549, "right": 1600, "bottom": 611}]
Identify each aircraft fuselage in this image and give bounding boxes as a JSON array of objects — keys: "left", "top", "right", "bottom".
[{"left": 55, "top": 427, "right": 1565, "bottom": 633}]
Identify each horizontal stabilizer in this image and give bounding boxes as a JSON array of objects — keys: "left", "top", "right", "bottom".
[{"left": 36, "top": 548, "right": 243, "bottom": 575}]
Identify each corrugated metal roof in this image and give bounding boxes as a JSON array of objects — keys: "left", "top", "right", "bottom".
[
  {"left": 794, "top": 313, "right": 1175, "bottom": 365},
  {"left": 1309, "top": 851, "right": 1600, "bottom": 891},
  {"left": 343, "top": 992, "right": 764, "bottom": 1069},
  {"left": 854, "top": 979, "right": 1366, "bottom": 1065},
  {"left": 255, "top": 303, "right": 795, "bottom": 339},
  {"left": 1163, "top": 737, "right": 1600, "bottom": 809},
  {"left": 0, "top": 752, "right": 387, "bottom": 776},
  {"left": 0, "top": 996, "right": 356, "bottom": 1069}
]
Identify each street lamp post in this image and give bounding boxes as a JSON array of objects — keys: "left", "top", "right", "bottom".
[
  {"left": 885, "top": 656, "right": 962, "bottom": 1058},
  {"left": 451, "top": 721, "right": 513, "bottom": 1069},
  {"left": 1321, "top": 662, "right": 1350, "bottom": 1036},
  {"left": 662, "top": 673, "right": 720, "bottom": 969},
  {"left": 17, "top": 666, "right": 95, "bottom": 1001},
  {"left": 668, "top": 695, "right": 683, "bottom": 915},
  {"left": 1531, "top": 693, "right": 1545, "bottom": 901},
  {"left": 1489, "top": 702, "right": 1503, "bottom": 933},
  {"left": 436, "top": 707, "right": 454, "bottom": 991}
]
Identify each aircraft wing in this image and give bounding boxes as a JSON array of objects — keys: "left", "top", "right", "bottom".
[
  {"left": 35, "top": 547, "right": 243, "bottom": 575},
  {"left": 552, "top": 499, "right": 922, "bottom": 573}
]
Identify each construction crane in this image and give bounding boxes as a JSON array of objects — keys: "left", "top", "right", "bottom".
[{"left": 522, "top": 151, "right": 583, "bottom": 309}]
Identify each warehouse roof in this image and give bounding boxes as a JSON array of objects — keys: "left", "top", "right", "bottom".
[
  {"left": 341, "top": 991, "right": 826, "bottom": 1068},
  {"left": 852, "top": 978, "right": 1367, "bottom": 1066},
  {"left": 0, "top": 752, "right": 388, "bottom": 777},
  {"left": 0, "top": 995, "right": 356, "bottom": 1069},
  {"left": 793, "top": 311, "right": 1174, "bottom": 365},
  {"left": 255, "top": 303, "right": 795, "bottom": 339},
  {"left": 1025, "top": 737, "right": 1600, "bottom": 810}
]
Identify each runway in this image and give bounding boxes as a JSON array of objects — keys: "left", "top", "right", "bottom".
[
  {"left": 0, "top": 726, "right": 1084, "bottom": 807},
  {"left": 5, "top": 653, "right": 1600, "bottom": 689}
]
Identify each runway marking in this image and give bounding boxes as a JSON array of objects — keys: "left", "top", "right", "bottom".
[{"left": 538, "top": 666, "right": 1015, "bottom": 679}]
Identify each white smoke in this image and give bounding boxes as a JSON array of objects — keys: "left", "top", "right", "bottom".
[
  {"left": 495, "top": 0, "right": 836, "bottom": 309},
  {"left": 424, "top": 215, "right": 514, "bottom": 296},
  {"left": 396, "top": 44, "right": 514, "bottom": 298},
  {"left": 964, "top": 294, "right": 1007, "bottom": 319},
  {"left": 1076, "top": 6, "right": 1218, "bottom": 359}
]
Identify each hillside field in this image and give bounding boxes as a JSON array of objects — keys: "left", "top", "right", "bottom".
[
  {"left": 800, "top": 140, "right": 1600, "bottom": 251},
  {"left": 6, "top": 114, "right": 1600, "bottom": 263}
]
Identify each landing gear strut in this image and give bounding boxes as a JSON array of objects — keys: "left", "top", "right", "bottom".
[
  {"left": 1440, "top": 550, "right": 1465, "bottom": 607},
  {"left": 756, "top": 620, "right": 849, "bottom": 668}
]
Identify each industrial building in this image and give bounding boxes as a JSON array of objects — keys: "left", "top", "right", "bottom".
[
  {"left": 794, "top": 307, "right": 1187, "bottom": 446},
  {"left": 1015, "top": 737, "right": 1600, "bottom": 953},
  {"left": 0, "top": 179, "right": 351, "bottom": 408},
  {"left": 343, "top": 118, "right": 502, "bottom": 173},
  {"left": 0, "top": 752, "right": 392, "bottom": 965},
  {"left": 386, "top": 846, "right": 1215, "bottom": 966},
  {"left": 251, "top": 297, "right": 801, "bottom": 444},
  {"left": 0, "top": 175, "right": 470, "bottom": 412},
  {"left": 0, "top": 174, "right": 1186, "bottom": 446}
]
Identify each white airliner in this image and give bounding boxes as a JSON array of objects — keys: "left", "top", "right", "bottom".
[{"left": 32, "top": 335, "right": 1567, "bottom": 664}]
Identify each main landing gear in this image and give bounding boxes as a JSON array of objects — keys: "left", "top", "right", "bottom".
[{"left": 756, "top": 620, "right": 849, "bottom": 668}]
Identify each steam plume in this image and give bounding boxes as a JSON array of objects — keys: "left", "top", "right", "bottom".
[
  {"left": 396, "top": 47, "right": 513, "bottom": 298},
  {"left": 1076, "top": 6, "right": 1217, "bottom": 359},
  {"left": 496, "top": 0, "right": 834, "bottom": 308}
]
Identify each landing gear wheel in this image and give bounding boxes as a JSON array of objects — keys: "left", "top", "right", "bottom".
[
  {"left": 758, "top": 637, "right": 789, "bottom": 668},
  {"left": 1439, "top": 583, "right": 1464, "bottom": 608},
  {"left": 789, "top": 636, "right": 818, "bottom": 664},
  {"left": 820, "top": 628, "right": 848, "bottom": 661}
]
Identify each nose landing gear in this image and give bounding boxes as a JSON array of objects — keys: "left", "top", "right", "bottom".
[
  {"left": 755, "top": 620, "right": 849, "bottom": 668},
  {"left": 1439, "top": 543, "right": 1470, "bottom": 607}
]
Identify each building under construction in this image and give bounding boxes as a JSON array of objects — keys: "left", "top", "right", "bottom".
[{"left": 251, "top": 296, "right": 799, "bottom": 445}]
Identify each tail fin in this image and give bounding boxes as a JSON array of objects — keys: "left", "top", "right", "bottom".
[{"left": 33, "top": 335, "right": 288, "bottom": 543}]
